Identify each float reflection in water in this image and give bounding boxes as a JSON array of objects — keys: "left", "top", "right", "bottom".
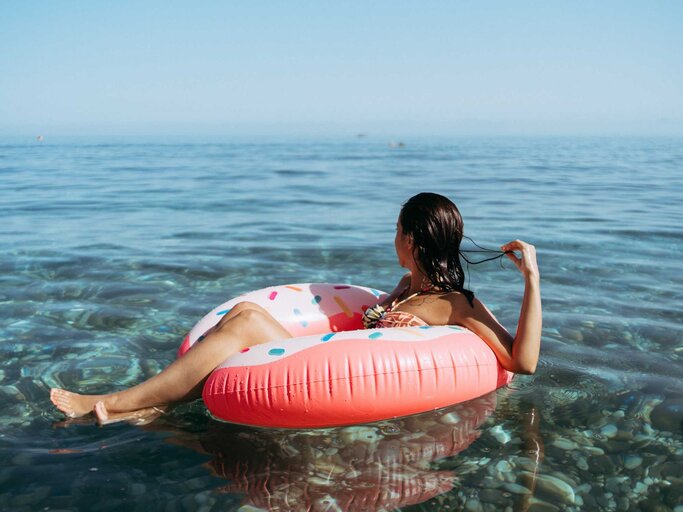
[{"left": 154, "top": 392, "right": 501, "bottom": 511}]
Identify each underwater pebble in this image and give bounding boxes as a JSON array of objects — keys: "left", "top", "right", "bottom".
[
  {"left": 525, "top": 499, "right": 559, "bottom": 512},
  {"left": 650, "top": 399, "right": 683, "bottom": 433},
  {"left": 465, "top": 498, "right": 483, "bottom": 512},
  {"left": 664, "top": 481, "right": 683, "bottom": 508},
  {"left": 651, "top": 461, "right": 681, "bottom": 479},
  {"left": 534, "top": 473, "right": 576, "bottom": 504},
  {"left": 552, "top": 437, "right": 578, "bottom": 450},
  {"left": 616, "top": 496, "right": 630, "bottom": 511},
  {"left": 588, "top": 454, "right": 614, "bottom": 473},
  {"left": 600, "top": 424, "right": 618, "bottom": 438},
  {"left": 606, "top": 476, "right": 627, "bottom": 493},
  {"left": 314, "top": 497, "right": 343, "bottom": 512},
  {"left": 496, "top": 460, "right": 513, "bottom": 473},
  {"left": 481, "top": 476, "right": 498, "bottom": 488},
  {"left": 576, "top": 483, "right": 591, "bottom": 494},
  {"left": 194, "top": 491, "right": 213, "bottom": 505},
  {"left": 624, "top": 454, "right": 643, "bottom": 469},
  {"left": 339, "top": 426, "right": 380, "bottom": 444},
  {"left": 640, "top": 497, "right": 674, "bottom": 512},
  {"left": 479, "top": 488, "right": 510, "bottom": 506},
  {"left": 599, "top": 439, "right": 632, "bottom": 454},
  {"left": 0, "top": 385, "right": 25, "bottom": 401},
  {"left": 585, "top": 445, "right": 605, "bottom": 455},
  {"left": 634, "top": 481, "right": 648, "bottom": 495},
  {"left": 583, "top": 493, "right": 598, "bottom": 509},
  {"left": 503, "top": 483, "right": 531, "bottom": 495},
  {"left": 490, "top": 425, "right": 511, "bottom": 444},
  {"left": 439, "top": 412, "right": 462, "bottom": 424},
  {"left": 308, "top": 476, "right": 335, "bottom": 486},
  {"left": 559, "top": 327, "right": 583, "bottom": 342}
]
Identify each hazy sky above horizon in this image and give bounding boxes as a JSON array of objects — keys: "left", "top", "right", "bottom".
[{"left": 1, "top": 1, "right": 682, "bottom": 137}]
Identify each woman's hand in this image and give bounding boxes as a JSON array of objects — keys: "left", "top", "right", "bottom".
[{"left": 501, "top": 240, "right": 540, "bottom": 282}]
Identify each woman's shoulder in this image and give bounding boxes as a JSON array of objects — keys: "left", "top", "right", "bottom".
[{"left": 441, "top": 288, "right": 476, "bottom": 308}]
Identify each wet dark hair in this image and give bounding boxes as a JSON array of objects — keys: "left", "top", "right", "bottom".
[{"left": 399, "top": 192, "right": 509, "bottom": 299}]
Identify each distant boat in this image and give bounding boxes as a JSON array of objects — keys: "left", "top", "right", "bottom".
[
  {"left": 388, "top": 141, "right": 405, "bottom": 148},
  {"left": 36, "top": 135, "right": 44, "bottom": 142}
]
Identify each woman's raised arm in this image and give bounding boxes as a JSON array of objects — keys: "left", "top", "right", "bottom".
[{"left": 450, "top": 240, "right": 542, "bottom": 374}]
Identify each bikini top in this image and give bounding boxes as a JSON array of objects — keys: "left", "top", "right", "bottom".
[{"left": 362, "top": 282, "right": 475, "bottom": 329}]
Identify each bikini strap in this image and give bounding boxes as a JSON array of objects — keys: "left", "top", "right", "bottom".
[{"left": 388, "top": 282, "right": 434, "bottom": 311}]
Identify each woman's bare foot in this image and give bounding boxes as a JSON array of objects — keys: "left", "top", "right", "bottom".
[
  {"left": 50, "top": 388, "right": 106, "bottom": 418},
  {"left": 94, "top": 401, "right": 167, "bottom": 426}
]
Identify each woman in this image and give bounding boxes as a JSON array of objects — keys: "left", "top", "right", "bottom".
[{"left": 51, "top": 192, "right": 541, "bottom": 425}]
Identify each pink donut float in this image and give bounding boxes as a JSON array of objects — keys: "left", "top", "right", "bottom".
[{"left": 178, "top": 283, "right": 513, "bottom": 428}]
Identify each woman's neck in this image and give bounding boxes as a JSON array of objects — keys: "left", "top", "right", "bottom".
[{"left": 407, "top": 268, "right": 432, "bottom": 295}]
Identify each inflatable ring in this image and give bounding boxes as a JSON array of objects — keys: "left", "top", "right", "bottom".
[{"left": 178, "top": 283, "right": 513, "bottom": 428}]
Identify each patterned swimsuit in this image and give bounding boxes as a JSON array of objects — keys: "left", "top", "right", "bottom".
[
  {"left": 362, "top": 283, "right": 476, "bottom": 329},
  {"left": 362, "top": 285, "right": 430, "bottom": 328}
]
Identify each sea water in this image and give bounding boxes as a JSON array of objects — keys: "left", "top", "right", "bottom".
[{"left": 1, "top": 136, "right": 681, "bottom": 510}]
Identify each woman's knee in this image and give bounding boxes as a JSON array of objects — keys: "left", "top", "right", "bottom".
[
  {"left": 215, "top": 301, "right": 263, "bottom": 328},
  {"left": 216, "top": 308, "right": 290, "bottom": 346},
  {"left": 216, "top": 307, "right": 265, "bottom": 333},
  {"left": 229, "top": 301, "right": 264, "bottom": 315}
]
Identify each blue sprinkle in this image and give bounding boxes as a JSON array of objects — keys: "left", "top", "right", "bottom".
[
  {"left": 419, "top": 325, "right": 431, "bottom": 330},
  {"left": 370, "top": 289, "right": 382, "bottom": 297},
  {"left": 216, "top": 308, "right": 232, "bottom": 316},
  {"left": 368, "top": 332, "right": 383, "bottom": 339},
  {"left": 448, "top": 326, "right": 464, "bottom": 331},
  {"left": 198, "top": 335, "right": 206, "bottom": 341},
  {"left": 293, "top": 308, "right": 308, "bottom": 327},
  {"left": 321, "top": 332, "right": 335, "bottom": 342},
  {"left": 268, "top": 348, "right": 285, "bottom": 356},
  {"left": 312, "top": 295, "right": 322, "bottom": 305}
]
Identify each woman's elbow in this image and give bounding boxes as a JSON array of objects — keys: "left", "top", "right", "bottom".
[
  {"left": 511, "top": 360, "right": 537, "bottom": 375},
  {"left": 500, "top": 355, "right": 537, "bottom": 374}
]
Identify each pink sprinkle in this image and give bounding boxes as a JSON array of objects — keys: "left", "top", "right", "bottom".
[
  {"left": 268, "top": 291, "right": 278, "bottom": 300},
  {"left": 240, "top": 347, "right": 250, "bottom": 353},
  {"left": 334, "top": 285, "right": 350, "bottom": 289}
]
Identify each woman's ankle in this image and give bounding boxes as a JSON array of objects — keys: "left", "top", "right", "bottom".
[{"left": 103, "top": 394, "right": 123, "bottom": 413}]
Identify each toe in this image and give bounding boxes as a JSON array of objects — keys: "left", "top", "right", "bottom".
[{"left": 94, "top": 401, "right": 109, "bottom": 424}]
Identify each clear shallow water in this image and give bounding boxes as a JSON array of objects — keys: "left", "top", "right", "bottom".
[{"left": 1, "top": 136, "right": 682, "bottom": 511}]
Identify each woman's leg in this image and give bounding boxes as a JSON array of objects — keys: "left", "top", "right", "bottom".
[{"left": 50, "top": 302, "right": 292, "bottom": 418}]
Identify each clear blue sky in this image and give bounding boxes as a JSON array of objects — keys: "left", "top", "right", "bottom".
[{"left": 1, "top": 1, "right": 682, "bottom": 136}]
